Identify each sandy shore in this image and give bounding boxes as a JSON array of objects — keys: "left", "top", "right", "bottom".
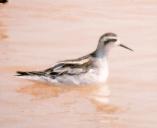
[{"left": 0, "top": 0, "right": 157, "bottom": 128}]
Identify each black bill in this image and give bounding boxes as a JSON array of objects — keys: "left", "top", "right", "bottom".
[{"left": 119, "top": 44, "right": 133, "bottom": 51}]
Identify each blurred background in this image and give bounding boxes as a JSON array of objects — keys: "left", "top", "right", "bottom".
[{"left": 0, "top": 0, "right": 157, "bottom": 128}]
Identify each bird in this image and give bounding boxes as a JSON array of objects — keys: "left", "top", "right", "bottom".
[{"left": 16, "top": 32, "right": 133, "bottom": 85}]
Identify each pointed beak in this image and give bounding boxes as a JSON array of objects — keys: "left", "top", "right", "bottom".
[{"left": 119, "top": 44, "right": 133, "bottom": 51}]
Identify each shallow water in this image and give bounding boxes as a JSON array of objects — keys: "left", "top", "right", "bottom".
[{"left": 0, "top": 0, "right": 157, "bottom": 128}]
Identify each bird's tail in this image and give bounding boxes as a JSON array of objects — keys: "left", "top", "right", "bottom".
[
  {"left": 16, "top": 70, "right": 58, "bottom": 84},
  {"left": 16, "top": 71, "right": 44, "bottom": 76},
  {"left": 16, "top": 71, "right": 46, "bottom": 82}
]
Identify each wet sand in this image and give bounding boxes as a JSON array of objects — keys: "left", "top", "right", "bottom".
[{"left": 0, "top": 0, "right": 157, "bottom": 128}]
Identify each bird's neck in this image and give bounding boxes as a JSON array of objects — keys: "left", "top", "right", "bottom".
[{"left": 92, "top": 43, "right": 111, "bottom": 58}]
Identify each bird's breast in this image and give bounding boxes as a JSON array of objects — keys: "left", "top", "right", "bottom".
[{"left": 95, "top": 58, "right": 109, "bottom": 82}]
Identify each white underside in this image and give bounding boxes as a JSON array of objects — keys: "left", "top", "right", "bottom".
[
  {"left": 19, "top": 68, "right": 108, "bottom": 85},
  {"left": 57, "top": 69, "right": 108, "bottom": 85},
  {"left": 19, "top": 58, "right": 109, "bottom": 85}
]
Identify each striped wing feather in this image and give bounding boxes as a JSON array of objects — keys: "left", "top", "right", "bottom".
[{"left": 44, "top": 55, "right": 92, "bottom": 78}]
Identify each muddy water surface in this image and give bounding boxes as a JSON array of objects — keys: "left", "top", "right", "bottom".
[{"left": 0, "top": 0, "right": 157, "bottom": 128}]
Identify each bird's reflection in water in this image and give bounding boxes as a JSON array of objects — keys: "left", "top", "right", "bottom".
[{"left": 17, "top": 82, "right": 120, "bottom": 113}]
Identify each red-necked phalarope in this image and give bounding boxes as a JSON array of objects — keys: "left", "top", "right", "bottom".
[{"left": 16, "top": 32, "right": 133, "bottom": 85}]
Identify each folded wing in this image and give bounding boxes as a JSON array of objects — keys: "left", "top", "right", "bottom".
[{"left": 44, "top": 56, "right": 92, "bottom": 78}]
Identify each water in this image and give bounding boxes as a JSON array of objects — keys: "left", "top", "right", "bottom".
[{"left": 0, "top": 0, "right": 157, "bottom": 128}]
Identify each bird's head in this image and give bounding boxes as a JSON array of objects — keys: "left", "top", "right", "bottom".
[{"left": 99, "top": 32, "right": 133, "bottom": 52}]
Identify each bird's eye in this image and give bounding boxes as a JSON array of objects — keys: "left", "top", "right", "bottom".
[{"left": 104, "top": 39, "right": 117, "bottom": 45}]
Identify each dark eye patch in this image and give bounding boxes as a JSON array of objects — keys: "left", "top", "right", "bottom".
[{"left": 104, "top": 39, "right": 117, "bottom": 45}]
